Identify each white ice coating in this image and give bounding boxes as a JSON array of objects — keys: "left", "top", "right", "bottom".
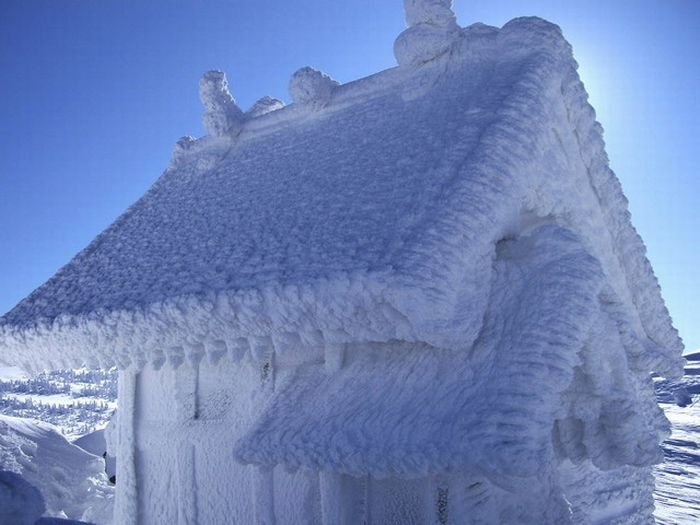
[
  {"left": 0, "top": 14, "right": 686, "bottom": 524},
  {"left": 395, "top": 0, "right": 460, "bottom": 66},
  {"left": 199, "top": 70, "right": 244, "bottom": 137},
  {"left": 288, "top": 66, "right": 339, "bottom": 106},
  {"left": 247, "top": 95, "right": 285, "bottom": 118}
]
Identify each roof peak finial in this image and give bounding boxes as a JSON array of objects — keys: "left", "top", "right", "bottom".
[
  {"left": 199, "top": 70, "right": 244, "bottom": 137},
  {"left": 395, "top": 0, "right": 460, "bottom": 67},
  {"left": 404, "top": 0, "right": 457, "bottom": 29}
]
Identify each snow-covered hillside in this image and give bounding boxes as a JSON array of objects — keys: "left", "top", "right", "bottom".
[{"left": 0, "top": 368, "right": 116, "bottom": 439}]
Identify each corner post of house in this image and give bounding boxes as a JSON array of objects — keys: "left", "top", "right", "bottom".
[
  {"left": 174, "top": 362, "right": 199, "bottom": 525},
  {"left": 318, "top": 343, "right": 346, "bottom": 524},
  {"left": 320, "top": 470, "right": 344, "bottom": 525},
  {"left": 424, "top": 474, "right": 450, "bottom": 525},
  {"left": 114, "top": 367, "right": 139, "bottom": 525},
  {"left": 253, "top": 464, "right": 275, "bottom": 525}
]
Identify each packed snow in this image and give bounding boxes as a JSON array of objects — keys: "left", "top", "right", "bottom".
[{"left": 0, "top": 414, "right": 113, "bottom": 523}]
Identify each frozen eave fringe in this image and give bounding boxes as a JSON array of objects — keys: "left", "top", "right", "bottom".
[
  {"left": 235, "top": 226, "right": 669, "bottom": 478},
  {"left": 0, "top": 17, "right": 683, "bottom": 379}
]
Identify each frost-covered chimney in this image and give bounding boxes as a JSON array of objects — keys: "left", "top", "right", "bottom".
[
  {"left": 199, "top": 70, "right": 244, "bottom": 137},
  {"left": 394, "top": 0, "right": 460, "bottom": 66}
]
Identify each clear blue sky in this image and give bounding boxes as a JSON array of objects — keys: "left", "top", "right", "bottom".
[{"left": 1, "top": 1, "right": 698, "bottom": 351}]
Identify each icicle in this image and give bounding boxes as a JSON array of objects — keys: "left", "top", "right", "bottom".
[
  {"left": 207, "top": 340, "right": 228, "bottom": 365},
  {"left": 113, "top": 369, "right": 138, "bottom": 525}
]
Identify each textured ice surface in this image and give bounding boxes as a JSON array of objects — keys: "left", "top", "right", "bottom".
[
  {"left": 0, "top": 414, "right": 113, "bottom": 523},
  {"left": 0, "top": 18, "right": 682, "bottom": 384}
]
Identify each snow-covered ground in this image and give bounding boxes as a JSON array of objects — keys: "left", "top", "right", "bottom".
[
  {"left": 0, "top": 414, "right": 113, "bottom": 524},
  {"left": 655, "top": 351, "right": 700, "bottom": 523},
  {"left": 0, "top": 368, "right": 116, "bottom": 439},
  {"left": 0, "top": 366, "right": 28, "bottom": 380}
]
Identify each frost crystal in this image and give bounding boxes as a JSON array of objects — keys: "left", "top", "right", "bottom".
[{"left": 199, "top": 70, "right": 243, "bottom": 136}]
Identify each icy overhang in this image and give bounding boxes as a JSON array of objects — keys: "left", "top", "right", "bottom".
[{"left": 235, "top": 226, "right": 670, "bottom": 478}]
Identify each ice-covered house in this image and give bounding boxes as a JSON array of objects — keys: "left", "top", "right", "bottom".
[{"left": 0, "top": 1, "right": 685, "bottom": 524}]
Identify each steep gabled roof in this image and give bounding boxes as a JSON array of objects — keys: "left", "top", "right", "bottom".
[{"left": 0, "top": 15, "right": 683, "bottom": 377}]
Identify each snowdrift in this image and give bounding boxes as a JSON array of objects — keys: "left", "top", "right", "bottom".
[{"left": 0, "top": 415, "right": 113, "bottom": 524}]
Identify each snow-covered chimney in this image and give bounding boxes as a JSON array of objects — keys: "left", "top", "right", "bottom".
[
  {"left": 199, "top": 70, "right": 244, "bottom": 137},
  {"left": 394, "top": 0, "right": 461, "bottom": 67}
]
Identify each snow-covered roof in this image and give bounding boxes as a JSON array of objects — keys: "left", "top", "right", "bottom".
[{"left": 0, "top": 12, "right": 683, "bottom": 377}]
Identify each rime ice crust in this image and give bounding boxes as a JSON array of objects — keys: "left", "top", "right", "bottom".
[
  {"left": 394, "top": 0, "right": 460, "bottom": 66},
  {"left": 247, "top": 96, "right": 285, "bottom": 118},
  {"left": 199, "top": 70, "right": 243, "bottom": 136},
  {"left": 288, "top": 66, "right": 339, "bottom": 106},
  {"left": 0, "top": 17, "right": 682, "bottom": 379}
]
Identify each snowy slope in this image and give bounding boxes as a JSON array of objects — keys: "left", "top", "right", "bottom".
[{"left": 654, "top": 352, "right": 700, "bottom": 524}]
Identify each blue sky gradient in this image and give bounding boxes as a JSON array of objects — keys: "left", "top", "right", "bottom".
[{"left": 1, "top": 1, "right": 698, "bottom": 350}]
